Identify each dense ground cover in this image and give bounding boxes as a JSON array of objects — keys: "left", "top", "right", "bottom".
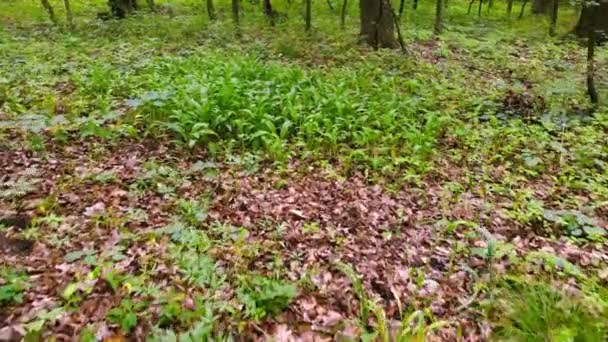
[{"left": 1, "top": 0, "right": 607, "bottom": 340}]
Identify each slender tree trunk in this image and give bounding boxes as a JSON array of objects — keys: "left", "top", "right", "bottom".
[
  {"left": 263, "top": 0, "right": 276, "bottom": 25},
  {"left": 478, "top": 0, "right": 483, "bottom": 16},
  {"left": 109, "top": 0, "right": 138, "bottom": 18},
  {"left": 306, "top": 0, "right": 312, "bottom": 31},
  {"left": 413, "top": 0, "right": 418, "bottom": 10},
  {"left": 232, "top": 0, "right": 241, "bottom": 32},
  {"left": 207, "top": 0, "right": 217, "bottom": 20},
  {"left": 63, "top": 0, "right": 73, "bottom": 28},
  {"left": 327, "top": 0, "right": 335, "bottom": 11},
  {"left": 341, "top": 0, "right": 348, "bottom": 26},
  {"left": 398, "top": 0, "right": 405, "bottom": 17},
  {"left": 549, "top": 0, "right": 558, "bottom": 36},
  {"left": 147, "top": 0, "right": 156, "bottom": 11},
  {"left": 360, "top": 0, "right": 397, "bottom": 48},
  {"left": 468, "top": 0, "right": 475, "bottom": 14},
  {"left": 586, "top": 5, "right": 599, "bottom": 104},
  {"left": 519, "top": 0, "right": 528, "bottom": 18},
  {"left": 41, "top": 0, "right": 57, "bottom": 24},
  {"left": 434, "top": 0, "right": 443, "bottom": 35},
  {"left": 507, "top": 0, "right": 513, "bottom": 15}
]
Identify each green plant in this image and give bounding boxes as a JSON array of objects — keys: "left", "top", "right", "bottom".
[
  {"left": 0, "top": 267, "right": 30, "bottom": 306},
  {"left": 107, "top": 298, "right": 142, "bottom": 333},
  {"left": 491, "top": 278, "right": 608, "bottom": 341},
  {"left": 237, "top": 274, "right": 298, "bottom": 320}
]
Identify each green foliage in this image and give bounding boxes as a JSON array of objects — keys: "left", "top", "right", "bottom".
[
  {"left": 0, "top": 267, "right": 30, "bottom": 306},
  {"left": 107, "top": 299, "right": 142, "bottom": 333},
  {"left": 492, "top": 279, "right": 608, "bottom": 342},
  {"left": 237, "top": 274, "right": 298, "bottom": 320}
]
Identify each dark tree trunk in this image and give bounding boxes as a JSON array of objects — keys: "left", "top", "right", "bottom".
[
  {"left": 263, "top": 0, "right": 276, "bottom": 25},
  {"left": 478, "top": 0, "right": 483, "bottom": 16},
  {"left": 327, "top": 0, "right": 335, "bottom": 11},
  {"left": 232, "top": 0, "right": 241, "bottom": 32},
  {"left": 398, "top": 0, "right": 405, "bottom": 16},
  {"left": 109, "top": 0, "right": 138, "bottom": 18},
  {"left": 532, "top": 0, "right": 550, "bottom": 14},
  {"left": 434, "top": 0, "right": 443, "bottom": 35},
  {"left": 586, "top": 3, "right": 599, "bottom": 104},
  {"left": 41, "top": 0, "right": 57, "bottom": 24},
  {"left": 507, "top": 0, "right": 513, "bottom": 16},
  {"left": 576, "top": 0, "right": 608, "bottom": 41},
  {"left": 360, "top": 0, "right": 397, "bottom": 48},
  {"left": 306, "top": 0, "right": 312, "bottom": 31},
  {"left": 413, "top": 0, "right": 418, "bottom": 10},
  {"left": 207, "top": 0, "right": 216, "bottom": 20},
  {"left": 549, "top": 0, "right": 558, "bottom": 36},
  {"left": 519, "top": 0, "right": 528, "bottom": 18},
  {"left": 147, "top": 0, "right": 156, "bottom": 11}
]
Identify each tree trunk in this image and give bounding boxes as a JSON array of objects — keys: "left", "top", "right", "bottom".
[
  {"left": 207, "top": 0, "right": 217, "bottom": 20},
  {"left": 519, "top": 0, "right": 528, "bottom": 18},
  {"left": 341, "top": 0, "right": 348, "bottom": 26},
  {"left": 575, "top": 0, "right": 608, "bottom": 41},
  {"left": 63, "top": 0, "right": 73, "bottom": 28},
  {"left": 413, "top": 0, "right": 418, "bottom": 10},
  {"left": 549, "top": 0, "right": 558, "bottom": 36},
  {"left": 108, "top": 0, "right": 138, "bottom": 18},
  {"left": 434, "top": 0, "right": 443, "bottom": 35},
  {"left": 263, "top": 0, "right": 276, "bottom": 25},
  {"left": 41, "top": 0, "right": 57, "bottom": 24},
  {"left": 147, "top": 0, "right": 156, "bottom": 12},
  {"left": 586, "top": 4, "right": 598, "bottom": 104},
  {"left": 232, "top": 0, "right": 241, "bottom": 32},
  {"left": 305, "top": 0, "right": 312, "bottom": 31},
  {"left": 532, "top": 0, "right": 550, "bottom": 14},
  {"left": 507, "top": 0, "right": 513, "bottom": 16},
  {"left": 360, "top": 0, "right": 397, "bottom": 49},
  {"left": 398, "top": 0, "right": 405, "bottom": 17}
]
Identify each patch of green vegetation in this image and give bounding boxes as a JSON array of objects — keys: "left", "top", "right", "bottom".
[
  {"left": 237, "top": 274, "right": 298, "bottom": 320},
  {"left": 490, "top": 278, "right": 608, "bottom": 342},
  {"left": 0, "top": 267, "right": 30, "bottom": 306}
]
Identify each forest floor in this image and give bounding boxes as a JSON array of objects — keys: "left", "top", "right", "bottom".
[{"left": 1, "top": 0, "right": 608, "bottom": 341}]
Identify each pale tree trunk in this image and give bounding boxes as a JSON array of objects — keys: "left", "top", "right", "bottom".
[
  {"left": 41, "top": 0, "right": 57, "bottom": 24},
  {"left": 360, "top": 0, "right": 397, "bottom": 49}
]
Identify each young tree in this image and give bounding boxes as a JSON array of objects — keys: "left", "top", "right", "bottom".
[
  {"left": 434, "top": 0, "right": 443, "bottom": 35},
  {"left": 232, "top": 0, "right": 241, "bottom": 31},
  {"left": 549, "top": 0, "right": 558, "bottom": 36},
  {"left": 63, "top": 0, "right": 73, "bottom": 28},
  {"left": 305, "top": 0, "right": 312, "bottom": 31},
  {"left": 341, "top": 0, "right": 348, "bottom": 26},
  {"left": 507, "top": 0, "right": 513, "bottom": 16},
  {"left": 207, "top": 0, "right": 217, "bottom": 20},
  {"left": 360, "top": 0, "right": 397, "bottom": 48},
  {"left": 41, "top": 0, "right": 57, "bottom": 24}
]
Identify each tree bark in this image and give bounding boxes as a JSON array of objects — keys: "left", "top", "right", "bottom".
[
  {"left": 575, "top": 0, "right": 608, "bottom": 41},
  {"left": 108, "top": 0, "right": 138, "bottom": 18},
  {"left": 434, "top": 0, "right": 443, "bottom": 35},
  {"left": 232, "top": 0, "right": 241, "bottom": 33},
  {"left": 507, "top": 0, "right": 513, "bottom": 16},
  {"left": 207, "top": 0, "right": 217, "bottom": 20},
  {"left": 63, "top": 0, "right": 73, "bottom": 28},
  {"left": 586, "top": 4, "right": 598, "bottom": 104},
  {"left": 360, "top": 0, "right": 397, "bottom": 49},
  {"left": 398, "top": 0, "right": 405, "bottom": 17},
  {"left": 532, "top": 0, "right": 550, "bottom": 14},
  {"left": 341, "top": 0, "right": 348, "bottom": 26},
  {"left": 549, "top": 0, "right": 558, "bottom": 36},
  {"left": 519, "top": 0, "right": 528, "bottom": 18},
  {"left": 41, "top": 0, "right": 57, "bottom": 24},
  {"left": 263, "top": 0, "right": 276, "bottom": 25},
  {"left": 413, "top": 0, "right": 418, "bottom": 10},
  {"left": 306, "top": 0, "right": 312, "bottom": 31}
]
